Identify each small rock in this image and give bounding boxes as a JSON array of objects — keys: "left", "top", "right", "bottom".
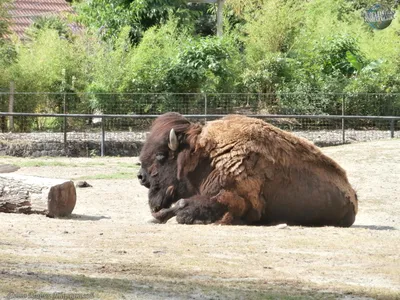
[
  {"left": 75, "top": 181, "right": 93, "bottom": 188},
  {"left": 276, "top": 223, "right": 288, "bottom": 229},
  {"left": 17, "top": 191, "right": 28, "bottom": 198}
]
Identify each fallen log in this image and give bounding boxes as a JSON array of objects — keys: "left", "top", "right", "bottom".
[{"left": 0, "top": 174, "right": 76, "bottom": 217}]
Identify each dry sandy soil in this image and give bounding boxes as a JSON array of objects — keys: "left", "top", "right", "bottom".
[{"left": 0, "top": 139, "right": 399, "bottom": 300}]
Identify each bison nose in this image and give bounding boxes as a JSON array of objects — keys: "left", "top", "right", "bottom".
[
  {"left": 152, "top": 206, "right": 161, "bottom": 213},
  {"left": 137, "top": 168, "right": 148, "bottom": 186}
]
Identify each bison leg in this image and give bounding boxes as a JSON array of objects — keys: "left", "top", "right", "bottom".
[
  {"left": 151, "top": 199, "right": 188, "bottom": 223},
  {"left": 152, "top": 195, "right": 228, "bottom": 224},
  {"left": 212, "top": 190, "right": 248, "bottom": 225},
  {"left": 152, "top": 190, "right": 251, "bottom": 225},
  {"left": 176, "top": 196, "right": 229, "bottom": 224}
]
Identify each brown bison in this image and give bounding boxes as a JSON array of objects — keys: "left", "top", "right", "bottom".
[{"left": 138, "top": 112, "right": 358, "bottom": 227}]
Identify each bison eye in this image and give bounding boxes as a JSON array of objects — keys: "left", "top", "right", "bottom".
[{"left": 156, "top": 153, "right": 167, "bottom": 162}]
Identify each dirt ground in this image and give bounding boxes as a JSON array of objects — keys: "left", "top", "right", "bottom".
[{"left": 0, "top": 139, "right": 399, "bottom": 300}]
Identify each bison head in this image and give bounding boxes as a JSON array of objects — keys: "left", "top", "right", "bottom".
[{"left": 138, "top": 113, "right": 196, "bottom": 214}]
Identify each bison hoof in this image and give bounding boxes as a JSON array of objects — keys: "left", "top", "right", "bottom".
[{"left": 147, "top": 217, "right": 162, "bottom": 224}]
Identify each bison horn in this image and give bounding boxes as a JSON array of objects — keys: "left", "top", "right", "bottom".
[{"left": 168, "top": 128, "right": 179, "bottom": 151}]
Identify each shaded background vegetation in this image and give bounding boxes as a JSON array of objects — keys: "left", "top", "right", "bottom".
[{"left": 0, "top": 0, "right": 399, "bottom": 131}]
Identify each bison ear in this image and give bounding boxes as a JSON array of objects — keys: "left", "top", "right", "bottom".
[{"left": 168, "top": 128, "right": 179, "bottom": 151}]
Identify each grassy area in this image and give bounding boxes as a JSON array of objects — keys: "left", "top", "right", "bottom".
[
  {"left": 0, "top": 156, "right": 139, "bottom": 168},
  {"left": 12, "top": 160, "right": 78, "bottom": 168},
  {"left": 0, "top": 156, "right": 140, "bottom": 180},
  {"left": 73, "top": 171, "right": 136, "bottom": 180}
]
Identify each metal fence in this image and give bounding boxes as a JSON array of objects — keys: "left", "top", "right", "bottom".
[
  {"left": 1, "top": 92, "right": 399, "bottom": 116},
  {"left": 0, "top": 92, "right": 399, "bottom": 156}
]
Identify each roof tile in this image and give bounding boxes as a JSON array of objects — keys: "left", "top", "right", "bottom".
[{"left": 8, "top": 0, "right": 74, "bottom": 39}]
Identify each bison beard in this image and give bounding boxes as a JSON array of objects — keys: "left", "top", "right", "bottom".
[{"left": 139, "top": 113, "right": 358, "bottom": 227}]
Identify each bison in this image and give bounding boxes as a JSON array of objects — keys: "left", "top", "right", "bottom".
[{"left": 138, "top": 112, "right": 358, "bottom": 227}]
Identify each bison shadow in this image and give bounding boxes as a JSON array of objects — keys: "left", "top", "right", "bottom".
[{"left": 352, "top": 225, "right": 397, "bottom": 231}]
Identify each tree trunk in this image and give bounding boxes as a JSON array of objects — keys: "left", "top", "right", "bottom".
[{"left": 0, "top": 174, "right": 76, "bottom": 217}]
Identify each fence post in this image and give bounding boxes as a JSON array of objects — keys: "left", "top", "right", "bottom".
[
  {"left": 101, "top": 117, "right": 105, "bottom": 157},
  {"left": 8, "top": 81, "right": 14, "bottom": 132},
  {"left": 63, "top": 92, "right": 67, "bottom": 154},
  {"left": 204, "top": 93, "right": 207, "bottom": 122},
  {"left": 390, "top": 119, "right": 395, "bottom": 138},
  {"left": 341, "top": 97, "right": 345, "bottom": 144}
]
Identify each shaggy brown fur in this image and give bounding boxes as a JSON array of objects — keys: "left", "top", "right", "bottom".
[{"left": 139, "top": 113, "right": 358, "bottom": 227}]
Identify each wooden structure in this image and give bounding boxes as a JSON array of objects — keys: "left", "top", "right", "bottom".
[
  {"left": 189, "top": 0, "right": 225, "bottom": 36},
  {"left": 7, "top": 0, "right": 74, "bottom": 40}
]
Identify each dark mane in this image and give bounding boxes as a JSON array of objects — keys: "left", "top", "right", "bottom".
[
  {"left": 150, "top": 112, "right": 191, "bottom": 139},
  {"left": 140, "top": 113, "right": 192, "bottom": 161}
]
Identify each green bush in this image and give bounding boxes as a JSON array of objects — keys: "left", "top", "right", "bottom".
[{"left": 165, "top": 35, "right": 241, "bottom": 93}]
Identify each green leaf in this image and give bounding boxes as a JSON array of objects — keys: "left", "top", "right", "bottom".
[{"left": 346, "top": 51, "right": 363, "bottom": 73}]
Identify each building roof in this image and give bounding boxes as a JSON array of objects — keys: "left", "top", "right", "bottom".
[{"left": 8, "top": 0, "right": 74, "bottom": 39}]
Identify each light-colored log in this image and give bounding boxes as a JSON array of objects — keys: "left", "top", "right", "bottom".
[{"left": 0, "top": 174, "right": 76, "bottom": 217}]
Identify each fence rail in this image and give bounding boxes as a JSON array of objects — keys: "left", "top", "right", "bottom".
[{"left": 1, "top": 112, "right": 399, "bottom": 120}]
